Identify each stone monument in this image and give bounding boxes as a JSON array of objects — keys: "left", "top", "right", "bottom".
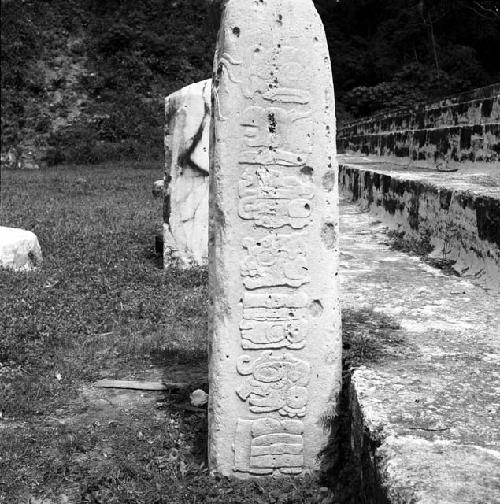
[
  {"left": 164, "top": 79, "right": 212, "bottom": 267},
  {"left": 208, "top": 0, "right": 341, "bottom": 477}
]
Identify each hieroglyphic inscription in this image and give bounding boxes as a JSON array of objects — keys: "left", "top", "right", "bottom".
[
  {"left": 241, "top": 233, "right": 310, "bottom": 289},
  {"left": 210, "top": 0, "right": 339, "bottom": 477},
  {"left": 240, "top": 292, "right": 309, "bottom": 350},
  {"left": 243, "top": 46, "right": 312, "bottom": 104},
  {"left": 240, "top": 106, "right": 312, "bottom": 166},
  {"left": 234, "top": 24, "right": 313, "bottom": 478},
  {"left": 233, "top": 417, "right": 304, "bottom": 475},
  {"left": 239, "top": 167, "right": 314, "bottom": 228},
  {"left": 236, "top": 351, "right": 310, "bottom": 417}
]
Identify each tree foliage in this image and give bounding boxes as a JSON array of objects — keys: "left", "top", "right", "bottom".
[
  {"left": 1, "top": 0, "right": 217, "bottom": 164},
  {"left": 315, "top": 0, "right": 500, "bottom": 120},
  {"left": 1, "top": 0, "right": 499, "bottom": 163}
]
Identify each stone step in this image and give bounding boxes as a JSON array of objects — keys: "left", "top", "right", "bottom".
[
  {"left": 336, "top": 84, "right": 500, "bottom": 171},
  {"left": 339, "top": 197, "right": 500, "bottom": 503},
  {"left": 339, "top": 154, "right": 500, "bottom": 292}
]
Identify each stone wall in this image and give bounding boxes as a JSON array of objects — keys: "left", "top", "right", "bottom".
[
  {"left": 337, "top": 84, "right": 500, "bottom": 170},
  {"left": 339, "top": 163, "right": 500, "bottom": 290}
]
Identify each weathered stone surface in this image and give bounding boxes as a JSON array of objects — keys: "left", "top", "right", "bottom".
[
  {"left": 337, "top": 84, "right": 500, "bottom": 170},
  {"left": 164, "top": 79, "right": 211, "bottom": 267},
  {"left": 208, "top": 0, "right": 341, "bottom": 477},
  {"left": 339, "top": 156, "right": 500, "bottom": 291},
  {"left": 0, "top": 226, "right": 43, "bottom": 271},
  {"left": 0, "top": 147, "right": 19, "bottom": 170},
  {"left": 339, "top": 199, "right": 500, "bottom": 503}
]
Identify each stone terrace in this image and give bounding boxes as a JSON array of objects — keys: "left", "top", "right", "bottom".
[
  {"left": 337, "top": 84, "right": 500, "bottom": 171},
  {"left": 339, "top": 156, "right": 500, "bottom": 292},
  {"left": 336, "top": 85, "right": 499, "bottom": 500},
  {"left": 339, "top": 196, "right": 500, "bottom": 503}
]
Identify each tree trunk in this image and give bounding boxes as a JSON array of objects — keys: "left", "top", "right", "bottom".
[
  {"left": 427, "top": 14, "right": 441, "bottom": 79},
  {"left": 418, "top": 0, "right": 441, "bottom": 79}
]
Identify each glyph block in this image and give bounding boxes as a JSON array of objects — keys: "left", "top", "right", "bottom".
[
  {"left": 208, "top": 0, "right": 341, "bottom": 477},
  {"left": 164, "top": 79, "right": 211, "bottom": 267}
]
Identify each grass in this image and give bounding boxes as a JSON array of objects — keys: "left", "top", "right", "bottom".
[
  {"left": 0, "top": 162, "right": 208, "bottom": 417},
  {"left": 386, "top": 228, "right": 459, "bottom": 276},
  {"left": 0, "top": 163, "right": 328, "bottom": 504},
  {"left": 341, "top": 307, "right": 403, "bottom": 369},
  {"left": 386, "top": 228, "right": 434, "bottom": 258}
]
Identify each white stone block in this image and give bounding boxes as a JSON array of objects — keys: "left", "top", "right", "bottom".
[
  {"left": 164, "top": 79, "right": 211, "bottom": 268},
  {"left": 0, "top": 226, "right": 43, "bottom": 271},
  {"left": 208, "top": 0, "right": 341, "bottom": 477}
]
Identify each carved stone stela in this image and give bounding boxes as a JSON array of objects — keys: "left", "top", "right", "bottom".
[
  {"left": 239, "top": 167, "right": 314, "bottom": 229},
  {"left": 209, "top": 0, "right": 341, "bottom": 477},
  {"left": 163, "top": 79, "right": 211, "bottom": 268}
]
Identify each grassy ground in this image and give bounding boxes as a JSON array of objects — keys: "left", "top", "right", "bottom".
[
  {"left": 1, "top": 163, "right": 208, "bottom": 418},
  {"left": 0, "top": 164, "right": 329, "bottom": 504},
  {"left": 0, "top": 164, "right": 404, "bottom": 503}
]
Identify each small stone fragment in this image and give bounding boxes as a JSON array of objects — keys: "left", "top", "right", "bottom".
[
  {"left": 190, "top": 389, "right": 209, "bottom": 407},
  {"left": 152, "top": 179, "right": 164, "bottom": 198}
]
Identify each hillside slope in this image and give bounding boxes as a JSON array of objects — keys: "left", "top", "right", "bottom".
[
  {"left": 1, "top": 0, "right": 217, "bottom": 168},
  {"left": 1, "top": 0, "right": 499, "bottom": 168}
]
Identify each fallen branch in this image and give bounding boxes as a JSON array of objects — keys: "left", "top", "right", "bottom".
[
  {"left": 169, "top": 403, "right": 206, "bottom": 413},
  {"left": 94, "top": 379, "right": 189, "bottom": 391},
  {"left": 408, "top": 426, "right": 450, "bottom": 432}
]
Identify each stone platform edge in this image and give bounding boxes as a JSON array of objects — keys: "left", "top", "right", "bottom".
[
  {"left": 333, "top": 180, "right": 500, "bottom": 503},
  {"left": 338, "top": 161, "right": 500, "bottom": 291},
  {"left": 346, "top": 370, "right": 500, "bottom": 504}
]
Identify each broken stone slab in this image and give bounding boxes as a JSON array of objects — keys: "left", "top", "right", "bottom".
[
  {"left": 94, "top": 379, "right": 189, "bottom": 391},
  {"left": 208, "top": 0, "right": 341, "bottom": 478},
  {"left": 0, "top": 226, "right": 43, "bottom": 271},
  {"left": 164, "top": 79, "right": 211, "bottom": 268}
]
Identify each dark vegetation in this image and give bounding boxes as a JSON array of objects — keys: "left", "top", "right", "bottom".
[
  {"left": 1, "top": 0, "right": 499, "bottom": 165},
  {"left": 386, "top": 228, "right": 460, "bottom": 275},
  {"left": 1, "top": 0, "right": 216, "bottom": 166},
  {"left": 341, "top": 307, "right": 403, "bottom": 369},
  {"left": 315, "top": 0, "right": 500, "bottom": 118}
]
